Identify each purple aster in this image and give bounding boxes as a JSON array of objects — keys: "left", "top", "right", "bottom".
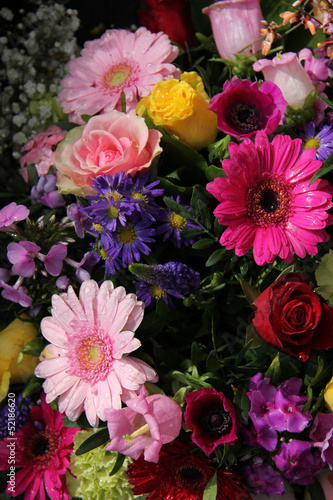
[
  {"left": 121, "top": 171, "right": 164, "bottom": 222},
  {"left": 242, "top": 457, "right": 284, "bottom": 496},
  {"left": 155, "top": 196, "right": 201, "bottom": 248},
  {"left": 0, "top": 394, "right": 33, "bottom": 440},
  {"left": 274, "top": 440, "right": 324, "bottom": 485},
  {"left": 302, "top": 121, "right": 333, "bottom": 161},
  {"left": 131, "top": 261, "right": 200, "bottom": 308},
  {"left": 100, "top": 219, "right": 155, "bottom": 275}
]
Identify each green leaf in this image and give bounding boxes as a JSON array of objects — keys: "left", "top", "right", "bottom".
[
  {"left": 310, "top": 153, "right": 333, "bottom": 184},
  {"left": 197, "top": 199, "right": 211, "bottom": 229},
  {"left": 109, "top": 453, "right": 126, "bottom": 476},
  {"left": 233, "top": 389, "right": 250, "bottom": 424},
  {"left": 264, "top": 353, "right": 281, "bottom": 385},
  {"left": 205, "top": 165, "right": 227, "bottom": 182},
  {"left": 192, "top": 238, "right": 215, "bottom": 250},
  {"left": 75, "top": 428, "right": 109, "bottom": 455},
  {"left": 163, "top": 197, "right": 193, "bottom": 219},
  {"left": 120, "top": 91, "right": 126, "bottom": 113},
  {"left": 307, "top": 478, "right": 326, "bottom": 500},
  {"left": 22, "top": 375, "right": 42, "bottom": 399},
  {"left": 21, "top": 337, "right": 44, "bottom": 356},
  {"left": 191, "top": 341, "right": 203, "bottom": 365},
  {"left": 55, "top": 120, "right": 78, "bottom": 131},
  {"left": 206, "top": 350, "right": 220, "bottom": 372},
  {"left": 240, "top": 279, "right": 260, "bottom": 305},
  {"left": 316, "top": 92, "right": 333, "bottom": 110},
  {"left": 27, "top": 164, "right": 39, "bottom": 187},
  {"left": 205, "top": 248, "right": 226, "bottom": 267},
  {"left": 203, "top": 471, "right": 217, "bottom": 500}
]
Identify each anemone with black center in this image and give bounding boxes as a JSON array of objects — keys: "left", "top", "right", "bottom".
[
  {"left": 201, "top": 407, "right": 232, "bottom": 436},
  {"left": 230, "top": 102, "right": 262, "bottom": 134}
]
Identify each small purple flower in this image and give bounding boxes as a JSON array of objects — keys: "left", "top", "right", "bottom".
[
  {"left": 274, "top": 440, "right": 324, "bottom": 485},
  {"left": 302, "top": 121, "right": 333, "bottom": 161},
  {"left": 0, "top": 202, "right": 29, "bottom": 232},
  {"left": 7, "top": 241, "right": 41, "bottom": 278},
  {"left": 0, "top": 393, "right": 33, "bottom": 440},
  {"left": 242, "top": 457, "right": 284, "bottom": 496},
  {"left": 155, "top": 196, "right": 201, "bottom": 248},
  {"left": 310, "top": 412, "right": 333, "bottom": 470},
  {"left": 43, "top": 244, "right": 68, "bottom": 276},
  {"left": 0, "top": 278, "right": 32, "bottom": 307},
  {"left": 65, "top": 251, "right": 100, "bottom": 282},
  {"left": 56, "top": 275, "right": 70, "bottom": 290},
  {"left": 30, "top": 174, "right": 65, "bottom": 208},
  {"left": 67, "top": 203, "right": 93, "bottom": 239}
]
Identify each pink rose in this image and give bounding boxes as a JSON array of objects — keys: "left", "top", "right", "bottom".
[{"left": 54, "top": 110, "right": 162, "bottom": 195}]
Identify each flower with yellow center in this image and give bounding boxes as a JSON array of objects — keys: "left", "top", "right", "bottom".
[
  {"left": 136, "top": 72, "right": 217, "bottom": 150},
  {"left": 0, "top": 315, "right": 39, "bottom": 402}
]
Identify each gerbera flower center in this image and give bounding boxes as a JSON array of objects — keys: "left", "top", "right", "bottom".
[
  {"left": 69, "top": 324, "right": 113, "bottom": 382},
  {"left": 202, "top": 407, "right": 232, "bottom": 436},
  {"left": 102, "top": 63, "right": 134, "bottom": 94},
  {"left": 230, "top": 103, "right": 262, "bottom": 133},
  {"left": 23, "top": 428, "right": 60, "bottom": 470},
  {"left": 304, "top": 137, "right": 321, "bottom": 150},
  {"left": 118, "top": 226, "right": 136, "bottom": 244},
  {"left": 247, "top": 173, "right": 293, "bottom": 228},
  {"left": 169, "top": 212, "right": 187, "bottom": 231},
  {"left": 175, "top": 462, "right": 208, "bottom": 491}
]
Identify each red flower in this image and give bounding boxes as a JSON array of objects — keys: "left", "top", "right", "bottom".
[
  {"left": 252, "top": 272, "right": 333, "bottom": 361},
  {"left": 137, "top": 0, "right": 196, "bottom": 49},
  {"left": 184, "top": 387, "right": 238, "bottom": 456},
  {"left": 127, "top": 441, "right": 251, "bottom": 500}
]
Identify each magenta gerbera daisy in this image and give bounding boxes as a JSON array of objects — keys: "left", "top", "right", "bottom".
[
  {"left": 206, "top": 131, "right": 333, "bottom": 266},
  {"left": 0, "top": 393, "right": 79, "bottom": 500},
  {"left": 58, "top": 27, "right": 181, "bottom": 124},
  {"left": 35, "top": 280, "right": 158, "bottom": 427}
]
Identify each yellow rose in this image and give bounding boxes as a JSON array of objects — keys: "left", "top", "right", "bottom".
[
  {"left": 315, "top": 250, "right": 333, "bottom": 307},
  {"left": 325, "top": 375, "right": 333, "bottom": 412},
  {"left": 0, "top": 315, "right": 39, "bottom": 401},
  {"left": 136, "top": 72, "right": 217, "bottom": 150}
]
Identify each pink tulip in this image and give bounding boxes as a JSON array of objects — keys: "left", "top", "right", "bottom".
[
  {"left": 253, "top": 52, "right": 315, "bottom": 109},
  {"left": 202, "top": 0, "right": 263, "bottom": 61}
]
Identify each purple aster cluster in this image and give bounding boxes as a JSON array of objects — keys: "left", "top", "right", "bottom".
[
  {"left": 244, "top": 373, "right": 312, "bottom": 452},
  {"left": 155, "top": 195, "right": 201, "bottom": 248},
  {"left": 80, "top": 171, "right": 164, "bottom": 274},
  {"left": 0, "top": 394, "right": 33, "bottom": 440},
  {"left": 132, "top": 261, "right": 200, "bottom": 308}
]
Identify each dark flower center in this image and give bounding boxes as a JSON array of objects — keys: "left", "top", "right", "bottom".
[
  {"left": 175, "top": 461, "right": 208, "bottom": 491},
  {"left": 32, "top": 436, "right": 50, "bottom": 456},
  {"left": 202, "top": 407, "right": 232, "bottom": 436},
  {"left": 230, "top": 103, "right": 262, "bottom": 133},
  {"left": 247, "top": 173, "right": 293, "bottom": 228},
  {"left": 180, "top": 465, "right": 203, "bottom": 481}
]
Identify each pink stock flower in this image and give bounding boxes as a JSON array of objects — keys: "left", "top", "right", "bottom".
[
  {"left": 58, "top": 27, "right": 180, "bottom": 124},
  {"left": 184, "top": 387, "right": 238, "bottom": 456},
  {"left": 35, "top": 280, "right": 158, "bottom": 427},
  {"left": 202, "top": 0, "right": 263, "bottom": 61},
  {"left": 54, "top": 110, "right": 162, "bottom": 196},
  {"left": 7, "top": 241, "right": 41, "bottom": 278},
  {"left": 105, "top": 387, "right": 182, "bottom": 463},
  {"left": 206, "top": 131, "right": 333, "bottom": 266},
  {"left": 253, "top": 52, "right": 315, "bottom": 109},
  {"left": 208, "top": 77, "right": 287, "bottom": 140},
  {"left": 43, "top": 243, "right": 68, "bottom": 276},
  {"left": 20, "top": 125, "right": 66, "bottom": 183},
  {"left": 0, "top": 393, "right": 79, "bottom": 500},
  {"left": 0, "top": 202, "right": 29, "bottom": 231}
]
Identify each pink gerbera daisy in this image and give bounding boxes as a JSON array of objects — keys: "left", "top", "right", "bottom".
[
  {"left": 206, "top": 131, "right": 333, "bottom": 266},
  {"left": 0, "top": 393, "right": 79, "bottom": 500},
  {"left": 58, "top": 27, "right": 181, "bottom": 124},
  {"left": 35, "top": 280, "right": 158, "bottom": 427}
]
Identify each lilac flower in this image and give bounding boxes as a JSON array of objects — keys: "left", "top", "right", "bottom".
[
  {"left": 65, "top": 251, "right": 100, "bottom": 282},
  {"left": 302, "top": 121, "right": 333, "bottom": 161},
  {"left": 0, "top": 202, "right": 29, "bottom": 232},
  {"left": 67, "top": 203, "right": 93, "bottom": 239},
  {"left": 274, "top": 440, "right": 324, "bottom": 485},
  {"left": 247, "top": 374, "right": 277, "bottom": 426},
  {"left": 310, "top": 412, "right": 333, "bottom": 469},
  {"left": 0, "top": 278, "right": 32, "bottom": 307},
  {"left": 242, "top": 457, "right": 284, "bottom": 496},
  {"left": 155, "top": 196, "right": 201, "bottom": 248},
  {"left": 42, "top": 244, "right": 68, "bottom": 276},
  {"left": 55, "top": 276, "right": 70, "bottom": 290},
  {"left": 240, "top": 420, "right": 278, "bottom": 452},
  {"left": 7, "top": 241, "right": 41, "bottom": 278},
  {"left": 30, "top": 174, "right": 65, "bottom": 209}
]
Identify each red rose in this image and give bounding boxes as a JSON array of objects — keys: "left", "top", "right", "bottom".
[
  {"left": 252, "top": 272, "right": 333, "bottom": 362},
  {"left": 137, "top": 0, "right": 197, "bottom": 49}
]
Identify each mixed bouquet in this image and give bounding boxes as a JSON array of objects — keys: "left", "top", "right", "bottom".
[{"left": 2, "top": 0, "right": 333, "bottom": 498}]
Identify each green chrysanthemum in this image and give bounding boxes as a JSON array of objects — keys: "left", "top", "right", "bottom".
[
  {"left": 315, "top": 250, "right": 333, "bottom": 307},
  {"left": 67, "top": 429, "right": 134, "bottom": 500}
]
